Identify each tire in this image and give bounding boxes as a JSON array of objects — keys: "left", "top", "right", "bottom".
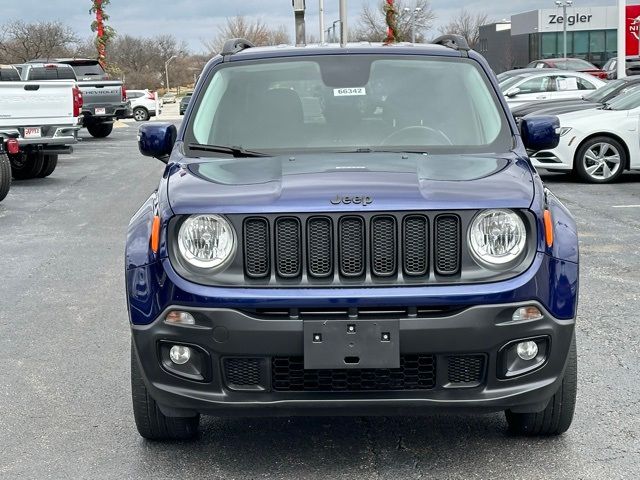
[
  {"left": 37, "top": 154, "right": 58, "bottom": 178},
  {"left": 10, "top": 152, "right": 44, "bottom": 180},
  {"left": 505, "top": 333, "right": 577, "bottom": 436},
  {"left": 133, "top": 107, "right": 150, "bottom": 122},
  {"left": 574, "top": 136, "right": 626, "bottom": 183},
  {"left": 86, "top": 122, "right": 114, "bottom": 138},
  {"left": 131, "top": 341, "right": 200, "bottom": 440},
  {"left": 0, "top": 153, "right": 11, "bottom": 202}
]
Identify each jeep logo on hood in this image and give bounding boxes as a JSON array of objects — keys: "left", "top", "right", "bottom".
[{"left": 330, "top": 195, "right": 373, "bottom": 206}]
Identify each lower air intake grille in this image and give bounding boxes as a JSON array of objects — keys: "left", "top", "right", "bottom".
[
  {"left": 272, "top": 355, "right": 436, "bottom": 391},
  {"left": 447, "top": 355, "right": 484, "bottom": 385},
  {"left": 223, "top": 358, "right": 264, "bottom": 390},
  {"left": 435, "top": 215, "right": 461, "bottom": 275}
]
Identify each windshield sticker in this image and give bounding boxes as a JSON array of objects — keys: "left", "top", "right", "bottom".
[{"left": 334, "top": 88, "right": 366, "bottom": 97}]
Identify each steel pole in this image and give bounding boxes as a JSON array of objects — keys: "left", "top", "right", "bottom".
[
  {"left": 618, "top": 0, "right": 627, "bottom": 78},
  {"left": 319, "top": 0, "right": 325, "bottom": 43},
  {"left": 563, "top": 4, "right": 567, "bottom": 66},
  {"left": 411, "top": 10, "right": 416, "bottom": 43},
  {"left": 339, "top": 0, "right": 347, "bottom": 47}
]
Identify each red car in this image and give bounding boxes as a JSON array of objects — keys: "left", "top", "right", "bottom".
[{"left": 527, "top": 58, "right": 608, "bottom": 80}]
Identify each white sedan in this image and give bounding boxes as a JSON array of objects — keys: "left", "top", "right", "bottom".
[
  {"left": 500, "top": 71, "right": 606, "bottom": 108},
  {"left": 530, "top": 88, "right": 640, "bottom": 183}
]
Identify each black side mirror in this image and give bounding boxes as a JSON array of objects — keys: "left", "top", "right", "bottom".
[
  {"left": 138, "top": 123, "right": 177, "bottom": 163},
  {"left": 520, "top": 115, "right": 560, "bottom": 151}
]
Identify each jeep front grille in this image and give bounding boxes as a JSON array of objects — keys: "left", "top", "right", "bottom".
[{"left": 241, "top": 212, "right": 461, "bottom": 284}]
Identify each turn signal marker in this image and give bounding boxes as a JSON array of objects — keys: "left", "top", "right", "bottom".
[
  {"left": 151, "top": 215, "right": 161, "bottom": 253},
  {"left": 543, "top": 210, "right": 553, "bottom": 247}
]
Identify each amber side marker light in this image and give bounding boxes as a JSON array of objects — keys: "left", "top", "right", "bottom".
[
  {"left": 151, "top": 215, "right": 161, "bottom": 253},
  {"left": 543, "top": 210, "right": 553, "bottom": 247}
]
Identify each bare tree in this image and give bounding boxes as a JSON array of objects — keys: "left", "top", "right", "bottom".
[
  {"left": 204, "top": 16, "right": 290, "bottom": 54},
  {"left": 0, "top": 21, "right": 78, "bottom": 63},
  {"left": 353, "top": 0, "right": 436, "bottom": 43},
  {"left": 438, "top": 9, "right": 489, "bottom": 49}
]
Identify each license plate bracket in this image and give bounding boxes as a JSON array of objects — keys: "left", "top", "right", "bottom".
[{"left": 303, "top": 319, "right": 400, "bottom": 369}]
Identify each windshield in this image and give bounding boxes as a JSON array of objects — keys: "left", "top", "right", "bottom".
[
  {"left": 605, "top": 87, "right": 640, "bottom": 110},
  {"left": 186, "top": 55, "right": 512, "bottom": 155},
  {"left": 499, "top": 75, "right": 526, "bottom": 90},
  {"left": 584, "top": 79, "right": 624, "bottom": 101}
]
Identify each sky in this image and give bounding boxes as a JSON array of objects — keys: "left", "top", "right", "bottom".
[{"left": 1, "top": 0, "right": 618, "bottom": 53}]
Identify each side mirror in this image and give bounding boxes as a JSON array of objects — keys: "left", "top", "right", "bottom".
[
  {"left": 138, "top": 123, "right": 177, "bottom": 163},
  {"left": 505, "top": 87, "right": 521, "bottom": 98},
  {"left": 520, "top": 115, "right": 560, "bottom": 151}
]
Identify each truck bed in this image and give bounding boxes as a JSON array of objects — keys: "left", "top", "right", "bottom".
[{"left": 0, "top": 81, "right": 78, "bottom": 128}]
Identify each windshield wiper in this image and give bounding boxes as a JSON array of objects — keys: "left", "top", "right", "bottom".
[{"left": 187, "top": 143, "right": 269, "bottom": 157}]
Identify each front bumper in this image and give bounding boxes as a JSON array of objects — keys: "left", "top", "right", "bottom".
[{"left": 131, "top": 300, "right": 575, "bottom": 418}]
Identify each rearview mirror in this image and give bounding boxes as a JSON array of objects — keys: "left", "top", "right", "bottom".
[
  {"left": 505, "top": 87, "right": 521, "bottom": 98},
  {"left": 138, "top": 123, "right": 177, "bottom": 163},
  {"left": 520, "top": 115, "right": 560, "bottom": 152}
]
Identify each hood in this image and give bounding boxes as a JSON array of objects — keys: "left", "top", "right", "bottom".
[
  {"left": 555, "top": 106, "right": 625, "bottom": 125},
  {"left": 512, "top": 98, "right": 588, "bottom": 116},
  {"left": 167, "top": 152, "right": 535, "bottom": 214},
  {"left": 524, "top": 102, "right": 600, "bottom": 118}
]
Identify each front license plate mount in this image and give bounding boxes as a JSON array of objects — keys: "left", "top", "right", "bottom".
[{"left": 303, "top": 319, "right": 400, "bottom": 369}]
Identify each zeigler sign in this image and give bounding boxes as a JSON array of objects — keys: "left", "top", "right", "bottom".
[{"left": 548, "top": 13, "right": 594, "bottom": 26}]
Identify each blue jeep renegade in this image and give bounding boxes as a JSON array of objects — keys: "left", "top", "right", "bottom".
[{"left": 127, "top": 37, "right": 578, "bottom": 440}]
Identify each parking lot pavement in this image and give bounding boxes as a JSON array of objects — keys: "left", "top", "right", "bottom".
[{"left": 0, "top": 125, "right": 639, "bottom": 479}]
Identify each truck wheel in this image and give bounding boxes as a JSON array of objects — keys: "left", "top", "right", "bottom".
[
  {"left": 131, "top": 341, "right": 200, "bottom": 441},
  {"left": 0, "top": 153, "right": 11, "bottom": 202},
  {"left": 505, "top": 333, "right": 577, "bottom": 436},
  {"left": 133, "top": 107, "right": 150, "bottom": 122},
  {"left": 10, "top": 152, "right": 44, "bottom": 180},
  {"left": 86, "top": 122, "right": 114, "bottom": 138},
  {"left": 37, "top": 154, "right": 58, "bottom": 178}
]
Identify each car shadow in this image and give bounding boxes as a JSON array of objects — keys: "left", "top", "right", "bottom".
[{"left": 131, "top": 414, "right": 581, "bottom": 478}]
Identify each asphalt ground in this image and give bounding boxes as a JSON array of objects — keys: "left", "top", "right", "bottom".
[{"left": 0, "top": 114, "right": 639, "bottom": 478}]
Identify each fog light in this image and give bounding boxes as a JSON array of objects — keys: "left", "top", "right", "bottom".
[
  {"left": 516, "top": 341, "right": 539, "bottom": 361},
  {"left": 165, "top": 311, "right": 196, "bottom": 325},
  {"left": 169, "top": 345, "right": 191, "bottom": 365},
  {"left": 512, "top": 306, "right": 543, "bottom": 322}
]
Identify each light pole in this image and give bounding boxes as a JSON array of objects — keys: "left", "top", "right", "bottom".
[
  {"left": 617, "top": 0, "right": 626, "bottom": 79},
  {"left": 332, "top": 20, "right": 341, "bottom": 43},
  {"left": 319, "top": 0, "right": 325, "bottom": 43},
  {"left": 404, "top": 6, "right": 423, "bottom": 43},
  {"left": 164, "top": 55, "right": 177, "bottom": 92},
  {"left": 555, "top": 0, "right": 573, "bottom": 67}
]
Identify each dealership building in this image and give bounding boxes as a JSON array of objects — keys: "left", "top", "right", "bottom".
[{"left": 479, "top": 4, "right": 640, "bottom": 72}]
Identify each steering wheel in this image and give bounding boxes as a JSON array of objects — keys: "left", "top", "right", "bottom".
[{"left": 380, "top": 126, "right": 453, "bottom": 147}]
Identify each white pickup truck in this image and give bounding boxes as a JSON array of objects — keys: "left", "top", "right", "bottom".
[{"left": 0, "top": 66, "right": 81, "bottom": 181}]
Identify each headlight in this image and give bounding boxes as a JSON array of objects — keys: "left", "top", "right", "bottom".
[
  {"left": 558, "top": 127, "right": 572, "bottom": 137},
  {"left": 468, "top": 209, "right": 527, "bottom": 268},
  {"left": 178, "top": 214, "right": 236, "bottom": 270}
]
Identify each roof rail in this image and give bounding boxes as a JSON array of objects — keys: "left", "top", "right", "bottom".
[
  {"left": 221, "top": 38, "right": 256, "bottom": 56},
  {"left": 432, "top": 35, "right": 470, "bottom": 56}
]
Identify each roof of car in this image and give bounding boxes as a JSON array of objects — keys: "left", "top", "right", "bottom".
[{"left": 222, "top": 42, "right": 467, "bottom": 61}]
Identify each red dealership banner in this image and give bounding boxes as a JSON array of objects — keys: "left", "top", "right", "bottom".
[{"left": 627, "top": 5, "right": 640, "bottom": 55}]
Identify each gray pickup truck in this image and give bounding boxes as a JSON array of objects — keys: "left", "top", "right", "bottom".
[{"left": 30, "top": 58, "right": 131, "bottom": 138}]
